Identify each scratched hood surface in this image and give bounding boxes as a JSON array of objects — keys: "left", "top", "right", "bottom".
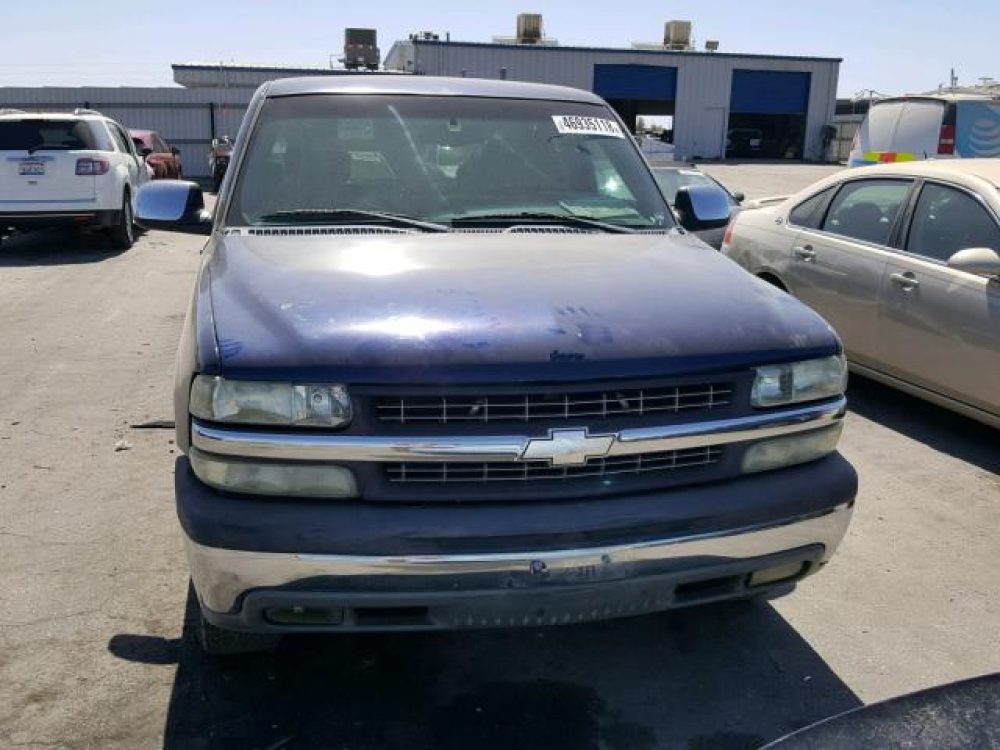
[{"left": 206, "top": 231, "right": 839, "bottom": 382}]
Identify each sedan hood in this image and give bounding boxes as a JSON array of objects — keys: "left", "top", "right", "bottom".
[{"left": 205, "top": 230, "right": 838, "bottom": 383}]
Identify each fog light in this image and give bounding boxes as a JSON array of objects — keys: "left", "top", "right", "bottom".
[
  {"left": 741, "top": 424, "right": 842, "bottom": 474},
  {"left": 265, "top": 606, "right": 345, "bottom": 625},
  {"left": 748, "top": 561, "right": 807, "bottom": 588},
  {"left": 189, "top": 448, "right": 358, "bottom": 498}
]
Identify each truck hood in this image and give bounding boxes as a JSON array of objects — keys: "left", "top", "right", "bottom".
[{"left": 205, "top": 230, "right": 839, "bottom": 383}]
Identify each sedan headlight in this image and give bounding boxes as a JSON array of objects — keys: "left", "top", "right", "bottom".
[
  {"left": 751, "top": 355, "right": 847, "bottom": 408},
  {"left": 189, "top": 375, "right": 352, "bottom": 428}
]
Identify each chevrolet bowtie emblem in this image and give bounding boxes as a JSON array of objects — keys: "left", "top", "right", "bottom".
[{"left": 521, "top": 428, "right": 615, "bottom": 467}]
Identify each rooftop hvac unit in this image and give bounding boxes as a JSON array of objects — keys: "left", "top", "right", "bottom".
[
  {"left": 663, "top": 20, "right": 692, "bottom": 50},
  {"left": 409, "top": 31, "right": 440, "bottom": 41},
  {"left": 704, "top": 40, "right": 720, "bottom": 52},
  {"left": 517, "top": 13, "right": 543, "bottom": 44}
]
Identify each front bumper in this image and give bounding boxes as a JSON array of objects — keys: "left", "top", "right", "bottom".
[
  {"left": 177, "top": 453, "right": 857, "bottom": 632},
  {"left": 189, "top": 504, "right": 851, "bottom": 632}
]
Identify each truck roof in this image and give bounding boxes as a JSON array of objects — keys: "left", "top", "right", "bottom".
[{"left": 264, "top": 75, "right": 606, "bottom": 104}]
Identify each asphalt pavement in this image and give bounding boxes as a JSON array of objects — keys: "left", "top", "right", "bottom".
[{"left": 1, "top": 164, "right": 997, "bottom": 749}]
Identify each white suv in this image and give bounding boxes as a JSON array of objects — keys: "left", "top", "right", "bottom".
[{"left": 0, "top": 108, "right": 149, "bottom": 249}]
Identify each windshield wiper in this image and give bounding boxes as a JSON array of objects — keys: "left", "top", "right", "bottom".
[
  {"left": 257, "top": 209, "right": 449, "bottom": 233},
  {"left": 449, "top": 211, "right": 637, "bottom": 234}
]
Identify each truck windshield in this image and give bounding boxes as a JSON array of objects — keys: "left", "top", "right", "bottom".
[{"left": 229, "top": 94, "right": 673, "bottom": 230}]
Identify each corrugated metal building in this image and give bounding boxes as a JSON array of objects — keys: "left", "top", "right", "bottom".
[
  {"left": 385, "top": 40, "right": 840, "bottom": 161},
  {"left": 0, "top": 85, "right": 251, "bottom": 179},
  {"left": 0, "top": 38, "right": 842, "bottom": 173},
  {"left": 0, "top": 64, "right": 356, "bottom": 178},
  {"left": 170, "top": 62, "right": 400, "bottom": 90},
  {"left": 0, "top": 65, "right": 406, "bottom": 178}
]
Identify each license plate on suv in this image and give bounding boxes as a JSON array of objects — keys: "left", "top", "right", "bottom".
[{"left": 18, "top": 161, "right": 45, "bottom": 176}]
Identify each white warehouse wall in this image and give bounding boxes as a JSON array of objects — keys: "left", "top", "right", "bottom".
[{"left": 387, "top": 41, "right": 840, "bottom": 161}]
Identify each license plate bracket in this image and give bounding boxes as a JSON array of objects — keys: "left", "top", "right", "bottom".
[{"left": 19, "top": 161, "right": 46, "bottom": 176}]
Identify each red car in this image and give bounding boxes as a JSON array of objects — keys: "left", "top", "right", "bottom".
[{"left": 129, "top": 129, "right": 182, "bottom": 179}]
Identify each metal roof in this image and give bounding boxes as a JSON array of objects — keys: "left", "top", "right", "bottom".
[
  {"left": 172, "top": 62, "right": 350, "bottom": 75},
  {"left": 264, "top": 75, "right": 604, "bottom": 103},
  {"left": 399, "top": 39, "right": 842, "bottom": 64}
]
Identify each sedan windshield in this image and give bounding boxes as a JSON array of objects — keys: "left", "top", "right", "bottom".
[{"left": 229, "top": 94, "right": 673, "bottom": 230}]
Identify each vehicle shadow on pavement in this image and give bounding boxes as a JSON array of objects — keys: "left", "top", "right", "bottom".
[
  {"left": 0, "top": 229, "right": 130, "bottom": 266},
  {"left": 110, "top": 589, "right": 860, "bottom": 750},
  {"left": 847, "top": 374, "right": 999, "bottom": 474}
]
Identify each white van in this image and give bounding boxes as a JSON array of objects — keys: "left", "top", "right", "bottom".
[{"left": 848, "top": 94, "right": 1000, "bottom": 167}]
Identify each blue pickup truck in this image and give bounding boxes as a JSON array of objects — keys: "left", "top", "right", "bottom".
[{"left": 136, "top": 76, "right": 857, "bottom": 655}]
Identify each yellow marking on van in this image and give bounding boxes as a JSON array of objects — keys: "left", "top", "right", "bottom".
[{"left": 863, "top": 151, "right": 917, "bottom": 163}]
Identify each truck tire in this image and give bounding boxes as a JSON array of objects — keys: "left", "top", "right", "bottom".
[
  {"left": 196, "top": 609, "right": 280, "bottom": 656},
  {"left": 108, "top": 192, "right": 134, "bottom": 250}
]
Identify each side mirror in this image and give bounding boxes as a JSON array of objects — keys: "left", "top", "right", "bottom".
[
  {"left": 170, "top": 146, "right": 181, "bottom": 156},
  {"left": 674, "top": 184, "right": 732, "bottom": 231},
  {"left": 732, "top": 191, "right": 746, "bottom": 204},
  {"left": 140, "top": 147, "right": 153, "bottom": 158},
  {"left": 947, "top": 247, "right": 1000, "bottom": 278},
  {"left": 135, "top": 180, "right": 212, "bottom": 235}
]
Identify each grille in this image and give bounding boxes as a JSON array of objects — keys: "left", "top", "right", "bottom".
[
  {"left": 374, "top": 383, "right": 733, "bottom": 425},
  {"left": 502, "top": 225, "right": 588, "bottom": 234},
  {"left": 228, "top": 226, "right": 414, "bottom": 237},
  {"left": 228, "top": 227, "right": 674, "bottom": 237},
  {"left": 385, "top": 445, "right": 723, "bottom": 484}
]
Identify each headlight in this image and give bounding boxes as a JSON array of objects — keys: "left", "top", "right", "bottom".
[
  {"left": 189, "top": 448, "right": 358, "bottom": 498},
  {"left": 741, "top": 424, "right": 843, "bottom": 474},
  {"left": 751, "top": 355, "right": 846, "bottom": 408},
  {"left": 190, "top": 375, "right": 352, "bottom": 428}
]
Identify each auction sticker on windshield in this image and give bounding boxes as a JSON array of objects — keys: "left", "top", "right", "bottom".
[{"left": 552, "top": 115, "right": 625, "bottom": 138}]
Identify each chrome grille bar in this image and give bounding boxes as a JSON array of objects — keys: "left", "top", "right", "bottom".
[
  {"left": 373, "top": 383, "right": 734, "bottom": 425},
  {"left": 385, "top": 446, "right": 722, "bottom": 484},
  {"left": 190, "top": 398, "right": 846, "bottom": 464}
]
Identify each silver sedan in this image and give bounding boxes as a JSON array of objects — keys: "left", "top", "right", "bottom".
[{"left": 722, "top": 159, "right": 1000, "bottom": 428}]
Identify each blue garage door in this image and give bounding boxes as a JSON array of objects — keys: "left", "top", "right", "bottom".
[
  {"left": 593, "top": 64, "right": 677, "bottom": 100},
  {"left": 730, "top": 70, "right": 811, "bottom": 114}
]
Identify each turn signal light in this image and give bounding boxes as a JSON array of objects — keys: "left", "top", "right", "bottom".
[{"left": 722, "top": 217, "right": 736, "bottom": 248}]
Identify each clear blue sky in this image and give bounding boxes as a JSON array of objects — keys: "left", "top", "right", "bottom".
[{"left": 1, "top": 0, "right": 995, "bottom": 96}]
